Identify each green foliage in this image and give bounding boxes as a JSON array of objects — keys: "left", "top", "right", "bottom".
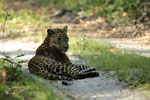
[
  {"left": 2, "top": 54, "right": 28, "bottom": 83},
  {"left": 37, "top": 0, "right": 82, "bottom": 9},
  {"left": 0, "top": 74, "right": 63, "bottom": 100},
  {"left": 1, "top": 0, "right": 149, "bottom": 40},
  {"left": 36, "top": 0, "right": 150, "bottom": 24},
  {"left": 76, "top": 35, "right": 89, "bottom": 53},
  {"left": 69, "top": 37, "right": 150, "bottom": 87},
  {"left": 81, "top": 0, "right": 150, "bottom": 24},
  {"left": 0, "top": 55, "right": 63, "bottom": 100}
]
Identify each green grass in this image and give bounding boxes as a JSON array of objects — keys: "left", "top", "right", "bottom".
[
  {"left": 68, "top": 37, "right": 150, "bottom": 87},
  {"left": 0, "top": 75, "right": 63, "bottom": 100},
  {"left": 0, "top": 59, "right": 63, "bottom": 100},
  {"left": 0, "top": 8, "right": 51, "bottom": 41}
]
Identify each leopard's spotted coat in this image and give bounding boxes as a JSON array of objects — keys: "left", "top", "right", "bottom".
[{"left": 28, "top": 26, "right": 99, "bottom": 80}]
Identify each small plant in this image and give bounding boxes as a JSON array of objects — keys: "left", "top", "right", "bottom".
[
  {"left": 76, "top": 35, "right": 89, "bottom": 54},
  {"left": 1, "top": 54, "right": 28, "bottom": 83}
]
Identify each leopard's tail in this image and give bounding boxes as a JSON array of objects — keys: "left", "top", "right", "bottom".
[{"left": 66, "top": 64, "right": 99, "bottom": 79}]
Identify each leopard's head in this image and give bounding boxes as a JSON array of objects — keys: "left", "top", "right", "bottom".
[{"left": 47, "top": 26, "right": 69, "bottom": 53}]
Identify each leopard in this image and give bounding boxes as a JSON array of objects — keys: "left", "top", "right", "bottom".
[{"left": 28, "top": 26, "right": 99, "bottom": 81}]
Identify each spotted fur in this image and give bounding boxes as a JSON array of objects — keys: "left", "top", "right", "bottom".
[{"left": 28, "top": 26, "right": 99, "bottom": 80}]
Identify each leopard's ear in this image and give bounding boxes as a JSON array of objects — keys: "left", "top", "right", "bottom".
[
  {"left": 47, "top": 29, "right": 54, "bottom": 35},
  {"left": 63, "top": 26, "right": 68, "bottom": 33}
]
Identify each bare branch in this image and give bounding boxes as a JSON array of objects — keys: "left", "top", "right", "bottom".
[{"left": 2, "top": 8, "right": 12, "bottom": 56}]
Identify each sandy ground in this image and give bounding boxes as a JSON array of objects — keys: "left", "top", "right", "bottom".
[
  {"left": 0, "top": 38, "right": 150, "bottom": 100},
  {"left": 104, "top": 38, "right": 150, "bottom": 57}
]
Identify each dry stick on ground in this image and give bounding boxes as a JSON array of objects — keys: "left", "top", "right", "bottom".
[{"left": 1, "top": 8, "right": 12, "bottom": 84}]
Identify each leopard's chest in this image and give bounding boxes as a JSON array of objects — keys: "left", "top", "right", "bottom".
[
  {"left": 50, "top": 55, "right": 70, "bottom": 64},
  {"left": 45, "top": 52, "right": 70, "bottom": 64},
  {"left": 36, "top": 48, "right": 71, "bottom": 64}
]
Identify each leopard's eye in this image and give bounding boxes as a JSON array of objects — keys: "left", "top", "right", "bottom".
[{"left": 57, "top": 37, "right": 61, "bottom": 41}]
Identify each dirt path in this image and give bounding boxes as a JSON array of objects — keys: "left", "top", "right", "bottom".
[{"left": 0, "top": 38, "right": 149, "bottom": 100}]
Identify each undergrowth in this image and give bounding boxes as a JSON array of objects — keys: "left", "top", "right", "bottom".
[
  {"left": 69, "top": 37, "right": 150, "bottom": 87},
  {"left": 0, "top": 8, "right": 50, "bottom": 41},
  {"left": 1, "top": 0, "right": 149, "bottom": 28},
  {"left": 0, "top": 0, "right": 149, "bottom": 40},
  {"left": 0, "top": 55, "right": 63, "bottom": 100},
  {"left": 36, "top": 0, "right": 150, "bottom": 25}
]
